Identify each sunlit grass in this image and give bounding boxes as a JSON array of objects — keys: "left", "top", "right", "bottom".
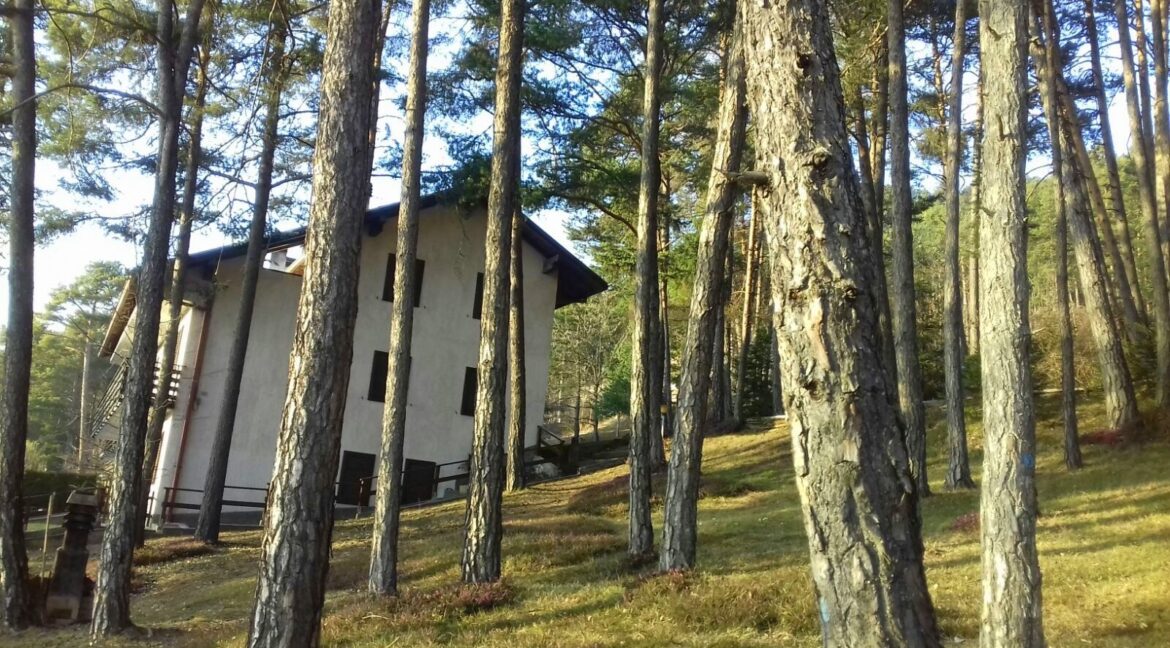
[{"left": 10, "top": 394, "right": 1169, "bottom": 647}]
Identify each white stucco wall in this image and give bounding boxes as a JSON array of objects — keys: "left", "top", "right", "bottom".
[{"left": 155, "top": 205, "right": 558, "bottom": 512}]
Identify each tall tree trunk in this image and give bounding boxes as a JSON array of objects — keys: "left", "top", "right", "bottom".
[
  {"left": 888, "top": 0, "right": 930, "bottom": 497},
  {"left": 978, "top": 1, "right": 1046, "bottom": 644},
  {"left": 1055, "top": 166, "right": 1083, "bottom": 472},
  {"left": 1059, "top": 139, "right": 1140, "bottom": 432},
  {"left": 462, "top": 0, "right": 524, "bottom": 583},
  {"left": 137, "top": 43, "right": 210, "bottom": 546},
  {"left": 506, "top": 207, "right": 527, "bottom": 492},
  {"left": 1085, "top": 0, "right": 1147, "bottom": 320},
  {"left": 1054, "top": 84, "right": 1144, "bottom": 342},
  {"left": 769, "top": 323, "right": 783, "bottom": 415},
  {"left": 966, "top": 90, "right": 984, "bottom": 356},
  {"left": 92, "top": 0, "right": 207, "bottom": 635},
  {"left": 367, "top": 0, "right": 429, "bottom": 595},
  {"left": 1151, "top": 0, "right": 1170, "bottom": 276},
  {"left": 1035, "top": 0, "right": 1082, "bottom": 470},
  {"left": 732, "top": 204, "right": 760, "bottom": 424},
  {"left": 741, "top": 0, "right": 941, "bottom": 643},
  {"left": 1034, "top": 6, "right": 1141, "bottom": 434},
  {"left": 655, "top": 211, "right": 672, "bottom": 462},
  {"left": 0, "top": 0, "right": 36, "bottom": 627},
  {"left": 872, "top": 41, "right": 889, "bottom": 223},
  {"left": 364, "top": 0, "right": 395, "bottom": 198},
  {"left": 869, "top": 40, "right": 898, "bottom": 384},
  {"left": 1115, "top": 0, "right": 1170, "bottom": 409},
  {"left": 659, "top": 243, "right": 674, "bottom": 441},
  {"left": 853, "top": 84, "right": 877, "bottom": 234},
  {"left": 943, "top": 0, "right": 975, "bottom": 491},
  {"left": 660, "top": 7, "right": 747, "bottom": 570},
  {"left": 720, "top": 250, "right": 735, "bottom": 422},
  {"left": 1137, "top": 1, "right": 1158, "bottom": 174},
  {"left": 244, "top": 0, "right": 378, "bottom": 643},
  {"left": 196, "top": 15, "right": 289, "bottom": 544},
  {"left": 77, "top": 342, "right": 93, "bottom": 469},
  {"left": 627, "top": 0, "right": 664, "bottom": 560}
]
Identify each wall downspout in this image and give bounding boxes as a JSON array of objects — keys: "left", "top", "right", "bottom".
[{"left": 168, "top": 303, "right": 213, "bottom": 521}]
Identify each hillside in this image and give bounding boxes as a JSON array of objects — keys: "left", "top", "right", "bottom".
[{"left": 13, "top": 396, "right": 1170, "bottom": 647}]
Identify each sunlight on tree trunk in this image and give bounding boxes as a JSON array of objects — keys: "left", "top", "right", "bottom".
[
  {"left": 244, "top": 0, "right": 378, "bottom": 642},
  {"left": 368, "top": 0, "right": 429, "bottom": 596},
  {"left": 978, "top": 1, "right": 1046, "bottom": 644},
  {"left": 462, "top": 0, "right": 524, "bottom": 583},
  {"left": 741, "top": 0, "right": 941, "bottom": 643},
  {"left": 627, "top": 0, "right": 665, "bottom": 560},
  {"left": 660, "top": 5, "right": 747, "bottom": 571}
]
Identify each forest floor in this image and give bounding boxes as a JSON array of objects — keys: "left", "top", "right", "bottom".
[{"left": 10, "top": 394, "right": 1170, "bottom": 647}]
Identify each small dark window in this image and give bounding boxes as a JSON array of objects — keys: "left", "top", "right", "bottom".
[
  {"left": 381, "top": 254, "right": 426, "bottom": 306},
  {"left": 460, "top": 366, "right": 478, "bottom": 416},
  {"left": 368, "top": 351, "right": 389, "bottom": 402},
  {"left": 472, "top": 272, "right": 484, "bottom": 319}
]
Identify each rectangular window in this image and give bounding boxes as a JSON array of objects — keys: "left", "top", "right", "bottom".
[
  {"left": 460, "top": 366, "right": 478, "bottom": 416},
  {"left": 472, "top": 272, "right": 484, "bottom": 319},
  {"left": 368, "top": 351, "right": 389, "bottom": 403},
  {"left": 381, "top": 255, "right": 426, "bottom": 307}
]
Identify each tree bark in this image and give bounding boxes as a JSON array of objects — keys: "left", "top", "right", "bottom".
[
  {"left": 660, "top": 6, "right": 747, "bottom": 571},
  {"left": 91, "top": 0, "right": 207, "bottom": 635},
  {"left": 1115, "top": 0, "right": 1170, "bottom": 409},
  {"left": 77, "top": 342, "right": 93, "bottom": 469},
  {"left": 741, "top": 0, "right": 942, "bottom": 644},
  {"left": 1151, "top": 0, "right": 1170, "bottom": 279},
  {"left": 769, "top": 323, "right": 783, "bottom": 415},
  {"left": 196, "top": 14, "right": 290, "bottom": 544},
  {"left": 869, "top": 34, "right": 899, "bottom": 389},
  {"left": 732, "top": 204, "right": 760, "bottom": 424},
  {"left": 0, "top": 0, "right": 36, "bottom": 627},
  {"left": 1033, "top": 0, "right": 1081, "bottom": 471},
  {"left": 659, "top": 227, "right": 674, "bottom": 441},
  {"left": 1053, "top": 82, "right": 1144, "bottom": 342},
  {"left": 943, "top": 0, "right": 975, "bottom": 491},
  {"left": 966, "top": 91, "right": 984, "bottom": 357},
  {"left": 1032, "top": 7, "right": 1141, "bottom": 435},
  {"left": 137, "top": 43, "right": 209, "bottom": 546},
  {"left": 1059, "top": 139, "right": 1140, "bottom": 432},
  {"left": 462, "top": 0, "right": 524, "bottom": 583},
  {"left": 888, "top": 0, "right": 930, "bottom": 497},
  {"left": 506, "top": 207, "right": 527, "bottom": 492},
  {"left": 368, "top": 0, "right": 429, "bottom": 596},
  {"left": 244, "top": 0, "right": 378, "bottom": 642},
  {"left": 978, "top": 1, "right": 1046, "bottom": 644},
  {"left": 1084, "top": 0, "right": 1146, "bottom": 320},
  {"left": 652, "top": 211, "right": 671, "bottom": 466},
  {"left": 627, "top": 0, "right": 664, "bottom": 560}
]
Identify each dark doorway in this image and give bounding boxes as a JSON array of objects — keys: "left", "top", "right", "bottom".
[
  {"left": 401, "top": 459, "right": 437, "bottom": 505},
  {"left": 337, "top": 451, "right": 376, "bottom": 505}
]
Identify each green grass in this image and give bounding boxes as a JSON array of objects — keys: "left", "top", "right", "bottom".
[{"left": 10, "top": 395, "right": 1170, "bottom": 647}]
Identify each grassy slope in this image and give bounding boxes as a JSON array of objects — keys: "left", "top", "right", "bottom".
[{"left": 13, "top": 396, "right": 1170, "bottom": 647}]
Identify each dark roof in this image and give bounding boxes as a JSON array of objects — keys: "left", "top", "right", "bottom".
[{"left": 186, "top": 194, "right": 608, "bottom": 308}]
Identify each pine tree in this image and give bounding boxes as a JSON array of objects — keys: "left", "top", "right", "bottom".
[
  {"left": 462, "top": 0, "right": 525, "bottom": 583},
  {"left": 660, "top": 1, "right": 747, "bottom": 571},
  {"left": 978, "top": 0, "right": 1046, "bottom": 643},
  {"left": 740, "top": 0, "right": 941, "bottom": 643},
  {"left": 245, "top": 0, "right": 380, "bottom": 641},
  {"left": 368, "top": 0, "right": 431, "bottom": 593},
  {"left": 0, "top": 0, "right": 37, "bottom": 628},
  {"left": 627, "top": 0, "right": 665, "bottom": 560},
  {"left": 887, "top": 0, "right": 930, "bottom": 497}
]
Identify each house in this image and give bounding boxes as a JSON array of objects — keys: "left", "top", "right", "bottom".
[{"left": 93, "top": 195, "right": 607, "bottom": 523}]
